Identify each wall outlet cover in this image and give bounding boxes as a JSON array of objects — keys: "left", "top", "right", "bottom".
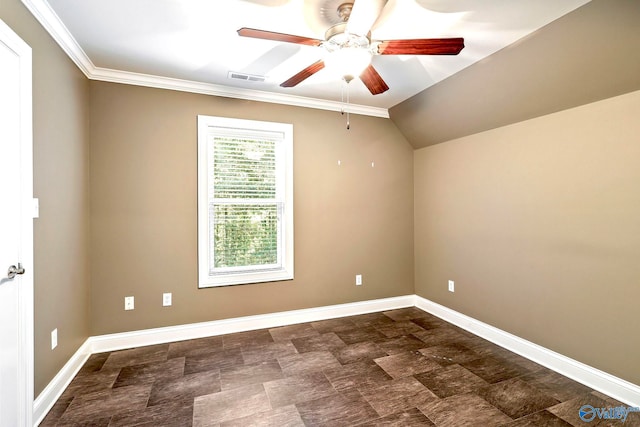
[{"left": 163, "top": 292, "right": 172, "bottom": 307}]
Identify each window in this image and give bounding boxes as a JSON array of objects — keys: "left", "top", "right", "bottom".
[{"left": 198, "top": 115, "right": 293, "bottom": 287}]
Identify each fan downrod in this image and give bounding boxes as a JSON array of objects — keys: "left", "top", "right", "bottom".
[
  {"left": 325, "top": 2, "right": 370, "bottom": 45},
  {"left": 337, "top": 3, "right": 353, "bottom": 22}
]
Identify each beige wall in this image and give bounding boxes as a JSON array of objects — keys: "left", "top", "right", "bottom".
[
  {"left": 414, "top": 89, "right": 640, "bottom": 385},
  {"left": 0, "top": 2, "right": 91, "bottom": 395},
  {"left": 3, "top": 0, "right": 638, "bottom": 400},
  {"left": 89, "top": 81, "right": 414, "bottom": 335}
]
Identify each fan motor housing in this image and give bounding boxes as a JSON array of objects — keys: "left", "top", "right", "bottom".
[{"left": 325, "top": 22, "right": 370, "bottom": 49}]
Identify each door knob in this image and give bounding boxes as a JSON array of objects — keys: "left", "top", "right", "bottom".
[{"left": 7, "top": 263, "right": 25, "bottom": 280}]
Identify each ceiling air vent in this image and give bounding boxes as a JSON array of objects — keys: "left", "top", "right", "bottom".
[{"left": 228, "top": 71, "right": 266, "bottom": 83}]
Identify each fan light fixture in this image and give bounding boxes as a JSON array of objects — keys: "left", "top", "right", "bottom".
[
  {"left": 322, "top": 27, "right": 373, "bottom": 130},
  {"left": 323, "top": 44, "right": 372, "bottom": 82},
  {"left": 322, "top": 8, "right": 373, "bottom": 83},
  {"left": 237, "top": 0, "right": 466, "bottom": 128}
]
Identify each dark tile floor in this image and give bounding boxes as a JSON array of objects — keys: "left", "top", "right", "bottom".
[{"left": 40, "top": 307, "right": 639, "bottom": 426}]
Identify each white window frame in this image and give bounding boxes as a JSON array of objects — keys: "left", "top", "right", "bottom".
[{"left": 197, "top": 115, "right": 294, "bottom": 287}]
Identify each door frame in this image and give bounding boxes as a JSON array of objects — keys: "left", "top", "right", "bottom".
[{"left": 0, "top": 17, "right": 34, "bottom": 427}]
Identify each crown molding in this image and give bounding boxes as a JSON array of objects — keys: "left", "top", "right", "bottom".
[
  {"left": 20, "top": 0, "right": 389, "bottom": 119},
  {"left": 20, "top": 0, "right": 94, "bottom": 75},
  {"left": 90, "top": 67, "right": 390, "bottom": 118}
]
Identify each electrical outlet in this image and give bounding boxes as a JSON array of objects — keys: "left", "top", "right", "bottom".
[
  {"left": 51, "top": 328, "right": 58, "bottom": 350},
  {"left": 448, "top": 280, "right": 455, "bottom": 293},
  {"left": 124, "top": 296, "right": 135, "bottom": 310},
  {"left": 356, "top": 274, "right": 363, "bottom": 286},
  {"left": 163, "top": 292, "right": 172, "bottom": 307}
]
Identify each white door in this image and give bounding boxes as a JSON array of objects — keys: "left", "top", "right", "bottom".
[{"left": 0, "top": 18, "right": 34, "bottom": 427}]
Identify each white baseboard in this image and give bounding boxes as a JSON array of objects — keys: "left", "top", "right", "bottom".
[
  {"left": 34, "top": 294, "right": 640, "bottom": 426},
  {"left": 33, "top": 294, "right": 413, "bottom": 425},
  {"left": 33, "top": 339, "right": 92, "bottom": 426},
  {"left": 414, "top": 296, "right": 640, "bottom": 407},
  {"left": 88, "top": 295, "right": 415, "bottom": 353}
]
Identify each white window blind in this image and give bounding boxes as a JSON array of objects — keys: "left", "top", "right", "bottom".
[{"left": 198, "top": 116, "right": 293, "bottom": 287}]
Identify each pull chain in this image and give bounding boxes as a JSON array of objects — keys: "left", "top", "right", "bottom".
[
  {"left": 346, "top": 79, "right": 350, "bottom": 130},
  {"left": 340, "top": 76, "right": 352, "bottom": 130},
  {"left": 341, "top": 80, "right": 345, "bottom": 115}
]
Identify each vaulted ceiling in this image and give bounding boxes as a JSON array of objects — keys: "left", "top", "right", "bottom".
[
  {"left": 391, "top": 0, "right": 640, "bottom": 147},
  {"left": 21, "top": 0, "right": 640, "bottom": 147}
]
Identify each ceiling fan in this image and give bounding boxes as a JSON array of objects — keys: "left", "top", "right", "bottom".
[{"left": 237, "top": 0, "right": 465, "bottom": 95}]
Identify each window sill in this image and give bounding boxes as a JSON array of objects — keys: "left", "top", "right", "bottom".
[{"left": 198, "top": 269, "right": 294, "bottom": 288}]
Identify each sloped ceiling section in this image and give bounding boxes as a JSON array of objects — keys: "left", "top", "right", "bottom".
[{"left": 390, "top": 0, "right": 640, "bottom": 149}]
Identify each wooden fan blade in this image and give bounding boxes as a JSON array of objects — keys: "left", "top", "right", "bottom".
[
  {"left": 280, "top": 60, "right": 325, "bottom": 87},
  {"left": 359, "top": 64, "right": 389, "bottom": 95},
  {"left": 237, "top": 28, "right": 323, "bottom": 46},
  {"left": 377, "top": 38, "right": 464, "bottom": 55}
]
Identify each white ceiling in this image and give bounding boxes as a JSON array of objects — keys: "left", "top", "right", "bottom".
[{"left": 30, "top": 0, "right": 591, "bottom": 116}]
